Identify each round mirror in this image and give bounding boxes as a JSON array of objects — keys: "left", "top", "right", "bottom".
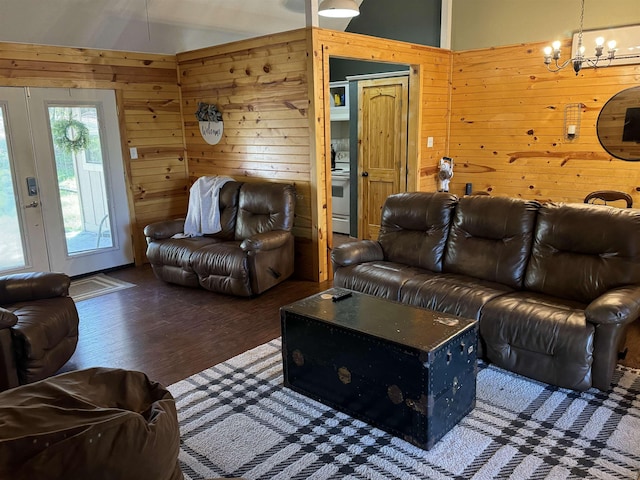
[{"left": 596, "top": 86, "right": 640, "bottom": 161}]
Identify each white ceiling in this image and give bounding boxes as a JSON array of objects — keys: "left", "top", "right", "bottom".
[{"left": 0, "top": 0, "right": 363, "bottom": 55}]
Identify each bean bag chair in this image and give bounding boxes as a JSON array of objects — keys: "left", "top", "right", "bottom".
[{"left": 0, "top": 367, "right": 182, "bottom": 480}]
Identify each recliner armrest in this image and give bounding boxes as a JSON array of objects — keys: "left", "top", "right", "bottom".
[
  {"left": 585, "top": 285, "right": 640, "bottom": 325},
  {"left": 331, "top": 240, "right": 384, "bottom": 268},
  {"left": 0, "top": 307, "right": 18, "bottom": 329},
  {"left": 143, "top": 218, "right": 186, "bottom": 241},
  {"left": 0, "top": 272, "right": 71, "bottom": 305},
  {"left": 240, "top": 230, "right": 291, "bottom": 252}
]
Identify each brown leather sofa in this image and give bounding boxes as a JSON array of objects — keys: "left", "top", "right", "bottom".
[
  {"left": 0, "top": 272, "right": 79, "bottom": 392},
  {"left": 332, "top": 192, "right": 640, "bottom": 391},
  {"left": 144, "top": 181, "right": 296, "bottom": 296}
]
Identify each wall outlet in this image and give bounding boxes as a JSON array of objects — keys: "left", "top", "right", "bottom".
[
  {"left": 427, "top": 137, "right": 434, "bottom": 148},
  {"left": 130, "top": 147, "right": 138, "bottom": 159}
]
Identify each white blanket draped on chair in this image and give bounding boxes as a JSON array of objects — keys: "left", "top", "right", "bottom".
[{"left": 178, "top": 176, "right": 234, "bottom": 237}]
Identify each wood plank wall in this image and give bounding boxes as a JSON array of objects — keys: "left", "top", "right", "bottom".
[
  {"left": 176, "top": 29, "right": 452, "bottom": 281},
  {"left": 11, "top": 35, "right": 633, "bottom": 281},
  {"left": 448, "top": 40, "right": 640, "bottom": 204},
  {"left": 176, "top": 29, "right": 316, "bottom": 280},
  {"left": 0, "top": 42, "right": 185, "bottom": 264}
]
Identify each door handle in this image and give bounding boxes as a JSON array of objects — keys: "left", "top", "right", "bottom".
[
  {"left": 361, "top": 171, "right": 369, "bottom": 177},
  {"left": 24, "top": 201, "right": 39, "bottom": 208}
]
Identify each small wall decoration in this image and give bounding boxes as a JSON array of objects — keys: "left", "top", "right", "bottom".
[
  {"left": 52, "top": 118, "right": 90, "bottom": 153},
  {"left": 437, "top": 157, "right": 454, "bottom": 192},
  {"left": 195, "top": 102, "right": 224, "bottom": 145}
]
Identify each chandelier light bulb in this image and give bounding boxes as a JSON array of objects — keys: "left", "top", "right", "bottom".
[
  {"left": 543, "top": 46, "right": 552, "bottom": 55},
  {"left": 608, "top": 40, "right": 617, "bottom": 50},
  {"left": 595, "top": 37, "right": 605, "bottom": 47},
  {"left": 552, "top": 41, "right": 562, "bottom": 51}
]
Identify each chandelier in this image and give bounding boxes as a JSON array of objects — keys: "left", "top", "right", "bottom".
[{"left": 543, "top": 0, "right": 639, "bottom": 75}]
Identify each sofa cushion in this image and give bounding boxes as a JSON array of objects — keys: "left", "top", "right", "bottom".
[
  {"left": 525, "top": 203, "right": 640, "bottom": 304},
  {"left": 444, "top": 196, "right": 539, "bottom": 289},
  {"left": 235, "top": 183, "right": 296, "bottom": 240},
  {"left": 146, "top": 236, "right": 220, "bottom": 271},
  {"left": 333, "top": 262, "right": 426, "bottom": 301},
  {"left": 480, "top": 291, "right": 593, "bottom": 391},
  {"left": 378, "top": 192, "right": 457, "bottom": 272},
  {"left": 209, "top": 181, "right": 242, "bottom": 241},
  {"left": 400, "top": 273, "right": 513, "bottom": 321},
  {"left": 191, "top": 242, "right": 252, "bottom": 296}
]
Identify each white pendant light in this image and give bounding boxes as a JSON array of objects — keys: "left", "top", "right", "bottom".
[{"left": 318, "top": 0, "right": 360, "bottom": 18}]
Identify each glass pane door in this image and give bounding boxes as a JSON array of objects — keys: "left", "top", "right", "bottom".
[
  {"left": 0, "top": 87, "right": 49, "bottom": 275},
  {"left": 0, "top": 87, "right": 132, "bottom": 277},
  {"left": 0, "top": 105, "right": 26, "bottom": 270},
  {"left": 29, "top": 87, "right": 133, "bottom": 277},
  {"left": 48, "top": 106, "right": 113, "bottom": 254}
]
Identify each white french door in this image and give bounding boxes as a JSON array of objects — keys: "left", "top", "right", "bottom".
[{"left": 0, "top": 87, "right": 133, "bottom": 277}]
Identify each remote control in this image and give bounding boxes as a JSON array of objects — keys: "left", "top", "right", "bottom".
[{"left": 332, "top": 291, "right": 353, "bottom": 302}]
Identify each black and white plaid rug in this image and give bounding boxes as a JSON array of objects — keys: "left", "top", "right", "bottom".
[{"left": 168, "top": 339, "right": 640, "bottom": 480}]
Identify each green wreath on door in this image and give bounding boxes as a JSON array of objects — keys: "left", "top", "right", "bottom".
[{"left": 52, "top": 118, "right": 90, "bottom": 154}]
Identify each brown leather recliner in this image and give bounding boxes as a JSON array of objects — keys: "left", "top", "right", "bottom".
[
  {"left": 0, "top": 272, "right": 79, "bottom": 392},
  {"left": 144, "top": 181, "right": 296, "bottom": 296}
]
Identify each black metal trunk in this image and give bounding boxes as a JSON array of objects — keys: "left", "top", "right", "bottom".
[{"left": 280, "top": 289, "right": 478, "bottom": 450}]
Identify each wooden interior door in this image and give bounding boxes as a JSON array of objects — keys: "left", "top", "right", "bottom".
[{"left": 357, "top": 76, "right": 409, "bottom": 240}]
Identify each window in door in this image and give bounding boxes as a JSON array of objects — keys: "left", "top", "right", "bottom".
[
  {"left": 0, "top": 105, "right": 26, "bottom": 270},
  {"left": 48, "top": 105, "right": 114, "bottom": 254}
]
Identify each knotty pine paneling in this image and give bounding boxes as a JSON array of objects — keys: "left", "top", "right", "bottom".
[
  {"left": 177, "top": 29, "right": 318, "bottom": 280},
  {"left": 0, "top": 42, "right": 184, "bottom": 265},
  {"left": 449, "top": 40, "right": 640, "bottom": 203},
  {"left": 177, "top": 29, "right": 452, "bottom": 282}
]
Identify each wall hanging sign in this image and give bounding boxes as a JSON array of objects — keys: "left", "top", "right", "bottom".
[{"left": 195, "top": 102, "right": 223, "bottom": 145}]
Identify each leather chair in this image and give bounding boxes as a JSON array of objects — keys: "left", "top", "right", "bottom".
[
  {"left": 0, "top": 367, "right": 182, "bottom": 480},
  {"left": 584, "top": 190, "right": 633, "bottom": 208},
  {"left": 0, "top": 272, "right": 79, "bottom": 391},
  {"left": 145, "top": 181, "right": 297, "bottom": 296}
]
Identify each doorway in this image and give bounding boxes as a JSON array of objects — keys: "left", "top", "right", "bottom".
[
  {"left": 0, "top": 87, "right": 133, "bottom": 276},
  {"left": 328, "top": 69, "right": 411, "bottom": 243}
]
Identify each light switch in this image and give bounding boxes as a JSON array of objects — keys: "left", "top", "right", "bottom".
[
  {"left": 130, "top": 147, "right": 138, "bottom": 159},
  {"left": 427, "top": 137, "right": 434, "bottom": 148}
]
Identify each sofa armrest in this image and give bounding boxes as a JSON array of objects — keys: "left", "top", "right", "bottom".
[
  {"left": 240, "top": 231, "right": 291, "bottom": 252},
  {"left": 143, "top": 219, "right": 185, "bottom": 241},
  {"left": 585, "top": 285, "right": 640, "bottom": 325},
  {"left": 0, "top": 272, "right": 71, "bottom": 305},
  {"left": 0, "top": 307, "right": 18, "bottom": 329},
  {"left": 331, "top": 240, "right": 384, "bottom": 268}
]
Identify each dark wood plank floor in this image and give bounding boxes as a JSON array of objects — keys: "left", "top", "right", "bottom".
[
  {"left": 62, "top": 262, "right": 640, "bottom": 389},
  {"left": 62, "top": 264, "right": 331, "bottom": 387}
]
